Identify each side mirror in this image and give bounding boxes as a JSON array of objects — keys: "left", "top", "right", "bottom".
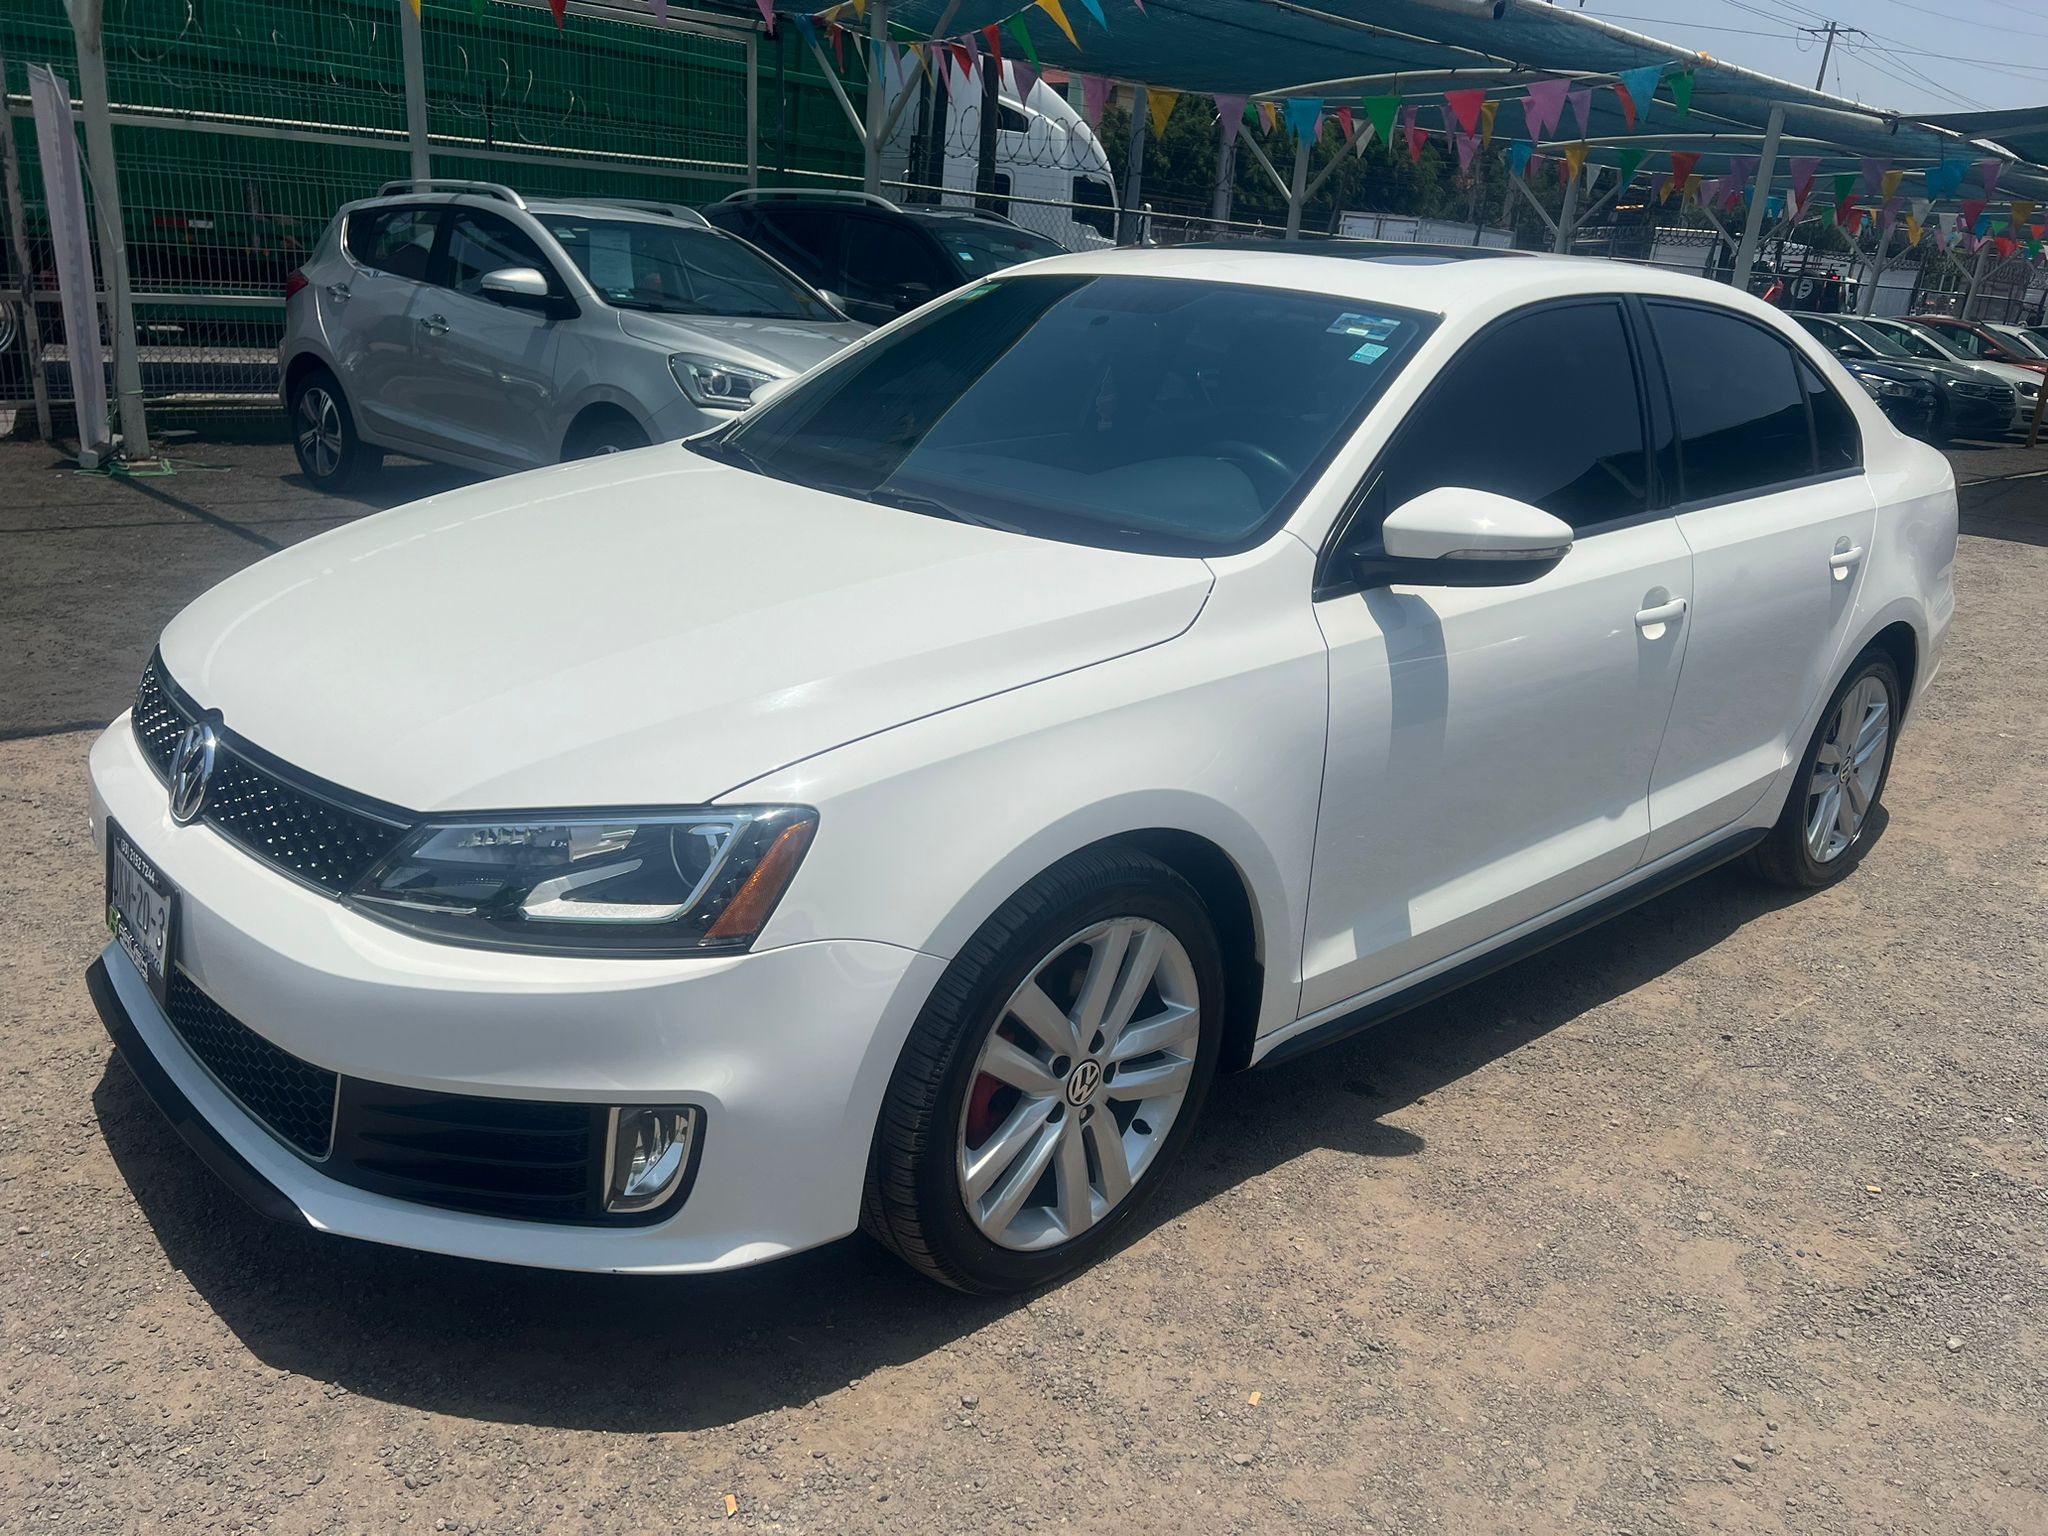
[
  {"left": 818, "top": 288, "right": 851, "bottom": 315},
  {"left": 890, "top": 281, "right": 935, "bottom": 312},
  {"left": 1360, "top": 487, "right": 1573, "bottom": 589},
  {"left": 479, "top": 265, "right": 573, "bottom": 318}
]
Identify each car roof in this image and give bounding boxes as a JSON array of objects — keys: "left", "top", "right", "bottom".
[
  {"left": 1184, "top": 239, "right": 1530, "bottom": 265},
  {"left": 989, "top": 245, "right": 1808, "bottom": 320}
]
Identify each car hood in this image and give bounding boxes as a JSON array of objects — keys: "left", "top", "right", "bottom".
[
  {"left": 613, "top": 308, "right": 868, "bottom": 376},
  {"left": 157, "top": 450, "right": 1212, "bottom": 812}
]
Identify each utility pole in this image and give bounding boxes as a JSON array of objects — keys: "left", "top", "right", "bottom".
[{"left": 1799, "top": 20, "right": 1865, "bottom": 91}]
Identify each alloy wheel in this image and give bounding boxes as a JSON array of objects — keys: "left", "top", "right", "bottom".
[
  {"left": 1805, "top": 674, "right": 1890, "bottom": 862},
  {"left": 296, "top": 386, "right": 343, "bottom": 478},
  {"left": 956, "top": 918, "right": 1201, "bottom": 1251}
]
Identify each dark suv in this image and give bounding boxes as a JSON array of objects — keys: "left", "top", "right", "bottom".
[{"left": 702, "top": 191, "right": 1066, "bottom": 325}]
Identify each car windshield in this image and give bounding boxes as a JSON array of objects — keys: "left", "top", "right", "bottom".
[
  {"left": 1993, "top": 326, "right": 2048, "bottom": 359},
  {"left": 921, "top": 219, "right": 1067, "bottom": 276},
  {"left": 546, "top": 218, "right": 835, "bottom": 320},
  {"left": 1836, "top": 318, "right": 1912, "bottom": 358},
  {"left": 1871, "top": 322, "right": 1951, "bottom": 361},
  {"left": 696, "top": 274, "right": 1434, "bottom": 555}
]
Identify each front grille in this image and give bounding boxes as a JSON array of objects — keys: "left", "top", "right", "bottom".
[
  {"left": 156, "top": 972, "right": 671, "bottom": 1225},
  {"left": 332, "top": 1086, "right": 608, "bottom": 1223},
  {"left": 164, "top": 970, "right": 338, "bottom": 1159},
  {"left": 132, "top": 654, "right": 411, "bottom": 895}
]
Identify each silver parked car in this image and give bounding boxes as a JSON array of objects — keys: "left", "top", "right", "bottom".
[{"left": 280, "top": 180, "right": 867, "bottom": 485}]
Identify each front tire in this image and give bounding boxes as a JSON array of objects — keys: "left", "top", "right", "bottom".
[
  {"left": 864, "top": 847, "right": 1225, "bottom": 1294},
  {"left": 1749, "top": 650, "right": 1900, "bottom": 888},
  {"left": 288, "top": 368, "right": 378, "bottom": 487},
  {"left": 564, "top": 412, "right": 650, "bottom": 459}
]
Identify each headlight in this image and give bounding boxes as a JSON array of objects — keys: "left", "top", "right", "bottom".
[
  {"left": 346, "top": 807, "right": 816, "bottom": 954},
  {"left": 669, "top": 352, "right": 778, "bottom": 410},
  {"left": 1857, "top": 377, "right": 1915, "bottom": 399},
  {"left": 2019, "top": 379, "right": 2040, "bottom": 397}
]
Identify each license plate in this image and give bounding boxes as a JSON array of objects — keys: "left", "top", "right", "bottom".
[{"left": 107, "top": 819, "right": 177, "bottom": 1008}]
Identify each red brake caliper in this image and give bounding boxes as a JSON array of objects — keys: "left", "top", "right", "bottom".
[{"left": 965, "top": 1074, "right": 1003, "bottom": 1148}]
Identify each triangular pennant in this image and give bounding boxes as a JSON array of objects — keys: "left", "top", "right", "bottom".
[
  {"left": 1033, "top": 0, "right": 1079, "bottom": 49},
  {"left": 1009, "top": 57, "right": 1038, "bottom": 104},
  {"left": 1005, "top": 15, "right": 1038, "bottom": 68},
  {"left": 1074, "top": 0, "right": 1108, "bottom": 29},
  {"left": 1880, "top": 168, "right": 1904, "bottom": 206},
  {"left": 981, "top": 25, "right": 1002, "bottom": 68},
  {"left": 1522, "top": 79, "right": 1567, "bottom": 140},
  {"left": 1079, "top": 74, "right": 1110, "bottom": 128},
  {"left": 1215, "top": 92, "right": 1248, "bottom": 153},
  {"left": 1923, "top": 159, "right": 1964, "bottom": 200},
  {"left": 1443, "top": 88, "right": 1484, "bottom": 137},
  {"left": 1668, "top": 150, "right": 1700, "bottom": 188},
  {"left": 1976, "top": 158, "right": 2001, "bottom": 197},
  {"left": 1563, "top": 141, "right": 1589, "bottom": 184},
  {"left": 1509, "top": 140, "right": 1533, "bottom": 178},
  {"left": 1335, "top": 105, "right": 1354, "bottom": 143},
  {"left": 1857, "top": 157, "right": 1888, "bottom": 197},
  {"left": 1148, "top": 87, "right": 1179, "bottom": 139},
  {"left": 1962, "top": 198, "right": 1987, "bottom": 233},
  {"left": 651, "top": 0, "right": 667, "bottom": 21},
  {"left": 1788, "top": 154, "right": 1820, "bottom": 207},
  {"left": 1400, "top": 104, "right": 1425, "bottom": 163},
  {"left": 1565, "top": 87, "right": 1592, "bottom": 140},
  {"left": 1669, "top": 71, "right": 1693, "bottom": 121},
  {"left": 1906, "top": 212, "right": 1923, "bottom": 248},
  {"left": 1833, "top": 172, "right": 1856, "bottom": 207},
  {"left": 1455, "top": 132, "right": 1478, "bottom": 173},
  {"left": 1257, "top": 99, "right": 1278, "bottom": 136},
  {"left": 1363, "top": 96, "right": 1399, "bottom": 152},
  {"left": 1614, "top": 64, "right": 1661, "bottom": 132},
  {"left": 1653, "top": 171, "right": 1671, "bottom": 203},
  {"left": 1618, "top": 147, "right": 1644, "bottom": 185},
  {"left": 548, "top": 0, "right": 566, "bottom": 25},
  {"left": 2012, "top": 199, "right": 2037, "bottom": 232},
  {"left": 1479, "top": 98, "right": 1499, "bottom": 149}
]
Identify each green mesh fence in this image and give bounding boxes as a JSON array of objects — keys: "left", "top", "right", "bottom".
[{"left": 1, "top": 1, "right": 874, "bottom": 407}]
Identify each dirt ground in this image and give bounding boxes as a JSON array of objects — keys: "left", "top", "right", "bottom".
[{"left": 1, "top": 437, "right": 2044, "bottom": 1534}]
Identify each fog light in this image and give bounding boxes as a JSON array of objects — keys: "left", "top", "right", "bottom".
[{"left": 604, "top": 1107, "right": 700, "bottom": 1215}]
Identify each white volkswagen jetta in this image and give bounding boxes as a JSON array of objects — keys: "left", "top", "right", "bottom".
[{"left": 89, "top": 249, "right": 1955, "bottom": 1293}]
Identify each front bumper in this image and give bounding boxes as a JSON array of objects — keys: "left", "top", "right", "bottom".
[{"left": 88, "top": 718, "right": 945, "bottom": 1273}]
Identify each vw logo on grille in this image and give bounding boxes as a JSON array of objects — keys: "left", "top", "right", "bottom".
[{"left": 168, "top": 720, "right": 219, "bottom": 825}]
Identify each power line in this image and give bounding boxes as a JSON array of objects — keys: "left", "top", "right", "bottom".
[{"left": 1799, "top": 19, "right": 1866, "bottom": 90}]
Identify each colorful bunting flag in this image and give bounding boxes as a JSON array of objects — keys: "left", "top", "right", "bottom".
[
  {"left": 1906, "top": 212, "right": 1923, "bottom": 247},
  {"left": 651, "top": 0, "right": 668, "bottom": 21},
  {"left": 1079, "top": 73, "right": 1110, "bottom": 127},
  {"left": 1479, "top": 98, "right": 1499, "bottom": 149},
  {"left": 1400, "top": 104, "right": 1425, "bottom": 163},
  {"left": 1653, "top": 171, "right": 1671, "bottom": 204},
  {"left": 1613, "top": 64, "right": 1661, "bottom": 131},
  {"left": 1454, "top": 133, "right": 1478, "bottom": 173},
  {"left": 2012, "top": 199, "right": 2037, "bottom": 232},
  {"left": 1509, "top": 139, "right": 1533, "bottom": 178},
  {"left": 1962, "top": 197, "right": 1987, "bottom": 233},
  {"left": 1788, "top": 155, "right": 1820, "bottom": 210},
  {"left": 1443, "top": 89, "right": 1485, "bottom": 137},
  {"left": 1563, "top": 141, "right": 1590, "bottom": 185},
  {"left": 547, "top": 0, "right": 566, "bottom": 26},
  {"left": 1148, "top": 88, "right": 1179, "bottom": 138},
  {"left": 1335, "top": 105, "right": 1354, "bottom": 144},
  {"left": 1857, "top": 157, "right": 1888, "bottom": 197},
  {"left": 1566, "top": 87, "right": 1593, "bottom": 140},
  {"left": 1522, "top": 79, "right": 1568, "bottom": 140},
  {"left": 1669, "top": 71, "right": 1693, "bottom": 121},
  {"left": 1363, "top": 96, "right": 1399, "bottom": 152},
  {"left": 1257, "top": 99, "right": 1278, "bottom": 136},
  {"left": 1216, "top": 92, "right": 1248, "bottom": 153},
  {"left": 1976, "top": 159, "right": 2001, "bottom": 197},
  {"left": 1879, "top": 168, "right": 1904, "bottom": 206},
  {"left": 1923, "top": 159, "right": 1965, "bottom": 200},
  {"left": 1074, "top": 0, "right": 1108, "bottom": 29},
  {"left": 1832, "top": 172, "right": 1856, "bottom": 208},
  {"left": 1668, "top": 151, "right": 1700, "bottom": 189},
  {"left": 1618, "top": 147, "right": 1644, "bottom": 185},
  {"left": 1033, "top": 0, "right": 1078, "bottom": 49},
  {"left": 1006, "top": 14, "right": 1039, "bottom": 67}
]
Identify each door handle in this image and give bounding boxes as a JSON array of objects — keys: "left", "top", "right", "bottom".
[
  {"left": 1634, "top": 597, "right": 1688, "bottom": 630},
  {"left": 1828, "top": 545, "right": 1865, "bottom": 574},
  {"left": 418, "top": 314, "right": 449, "bottom": 336},
  {"left": 325, "top": 283, "right": 351, "bottom": 303}
]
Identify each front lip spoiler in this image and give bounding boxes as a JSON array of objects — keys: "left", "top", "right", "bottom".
[{"left": 87, "top": 956, "right": 309, "bottom": 1230}]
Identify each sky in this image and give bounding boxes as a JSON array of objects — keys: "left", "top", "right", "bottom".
[{"left": 1569, "top": 0, "right": 2048, "bottom": 116}]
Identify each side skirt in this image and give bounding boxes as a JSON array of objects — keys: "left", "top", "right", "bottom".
[{"left": 1254, "top": 827, "right": 1767, "bottom": 1070}]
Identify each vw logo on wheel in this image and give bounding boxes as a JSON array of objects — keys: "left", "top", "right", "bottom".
[
  {"left": 167, "top": 720, "right": 219, "bottom": 825},
  {"left": 1064, "top": 1058, "right": 1102, "bottom": 1107}
]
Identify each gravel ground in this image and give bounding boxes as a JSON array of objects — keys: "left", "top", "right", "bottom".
[{"left": 1, "top": 439, "right": 2044, "bottom": 1534}]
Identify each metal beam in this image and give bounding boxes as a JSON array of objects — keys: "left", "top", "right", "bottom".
[
  {"left": 803, "top": 27, "right": 867, "bottom": 145},
  {"left": 1730, "top": 103, "right": 1784, "bottom": 288},
  {"left": 1119, "top": 86, "right": 1148, "bottom": 246},
  {"left": 1553, "top": 165, "right": 1583, "bottom": 254},
  {"left": 399, "top": 0, "right": 430, "bottom": 181},
  {"left": 862, "top": 0, "right": 888, "bottom": 194},
  {"left": 1234, "top": 128, "right": 1293, "bottom": 202},
  {"left": 70, "top": 0, "right": 150, "bottom": 462},
  {"left": 0, "top": 39, "right": 52, "bottom": 441},
  {"left": 1508, "top": 173, "right": 1557, "bottom": 242},
  {"left": 1284, "top": 126, "right": 1312, "bottom": 240}
]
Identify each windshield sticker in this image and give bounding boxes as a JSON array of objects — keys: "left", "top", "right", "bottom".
[
  {"left": 1328, "top": 311, "right": 1403, "bottom": 341},
  {"left": 1350, "top": 341, "right": 1390, "bottom": 365}
]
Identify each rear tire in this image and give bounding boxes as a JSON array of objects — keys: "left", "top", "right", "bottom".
[
  {"left": 288, "top": 367, "right": 378, "bottom": 487},
  {"left": 1748, "top": 650, "right": 1901, "bottom": 889},
  {"left": 863, "top": 847, "right": 1225, "bottom": 1294}
]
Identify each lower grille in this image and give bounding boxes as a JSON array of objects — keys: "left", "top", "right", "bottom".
[
  {"left": 156, "top": 972, "right": 673, "bottom": 1225},
  {"left": 164, "top": 970, "right": 338, "bottom": 1159}
]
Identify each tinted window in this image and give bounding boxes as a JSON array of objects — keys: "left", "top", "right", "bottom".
[
  {"left": 349, "top": 206, "right": 439, "bottom": 281},
  {"left": 442, "top": 209, "right": 555, "bottom": 296},
  {"left": 1649, "top": 303, "right": 1814, "bottom": 502},
  {"left": 1072, "top": 175, "right": 1115, "bottom": 238},
  {"left": 1795, "top": 316, "right": 1863, "bottom": 358},
  {"left": 843, "top": 218, "right": 954, "bottom": 307},
  {"left": 748, "top": 207, "right": 843, "bottom": 286},
  {"left": 1872, "top": 322, "right": 1948, "bottom": 362},
  {"left": 1376, "top": 301, "right": 1648, "bottom": 531},
  {"left": 546, "top": 218, "right": 834, "bottom": 320},
  {"left": 1799, "top": 358, "right": 1861, "bottom": 473},
  {"left": 1926, "top": 322, "right": 1987, "bottom": 358},
  {"left": 704, "top": 275, "right": 1433, "bottom": 554},
  {"left": 925, "top": 218, "right": 1064, "bottom": 275}
]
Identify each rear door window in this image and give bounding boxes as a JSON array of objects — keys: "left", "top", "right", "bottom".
[
  {"left": 1647, "top": 302, "right": 1816, "bottom": 503},
  {"left": 347, "top": 206, "right": 441, "bottom": 281},
  {"left": 842, "top": 217, "right": 955, "bottom": 309},
  {"left": 1798, "top": 357, "right": 1862, "bottom": 473},
  {"left": 1372, "top": 299, "right": 1650, "bottom": 533},
  {"left": 749, "top": 207, "right": 843, "bottom": 288}
]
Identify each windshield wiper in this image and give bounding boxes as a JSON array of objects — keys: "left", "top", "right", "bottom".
[{"left": 863, "top": 488, "right": 1011, "bottom": 532}]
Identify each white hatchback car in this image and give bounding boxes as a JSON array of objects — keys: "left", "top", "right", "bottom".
[
  {"left": 279, "top": 180, "right": 866, "bottom": 483},
  {"left": 92, "top": 249, "right": 1955, "bottom": 1293}
]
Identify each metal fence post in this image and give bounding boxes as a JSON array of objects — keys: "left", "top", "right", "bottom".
[
  {"left": 1553, "top": 166, "right": 1582, "bottom": 254},
  {"left": 1210, "top": 102, "right": 1236, "bottom": 225},
  {"left": 70, "top": 0, "right": 151, "bottom": 462},
  {"left": 1283, "top": 123, "right": 1310, "bottom": 240},
  {"left": 400, "top": 0, "right": 430, "bottom": 181},
  {"left": 0, "top": 42, "right": 54, "bottom": 442},
  {"left": 1118, "top": 86, "right": 1148, "bottom": 246},
  {"left": 1731, "top": 103, "right": 1783, "bottom": 288},
  {"left": 862, "top": 0, "right": 887, "bottom": 195}
]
